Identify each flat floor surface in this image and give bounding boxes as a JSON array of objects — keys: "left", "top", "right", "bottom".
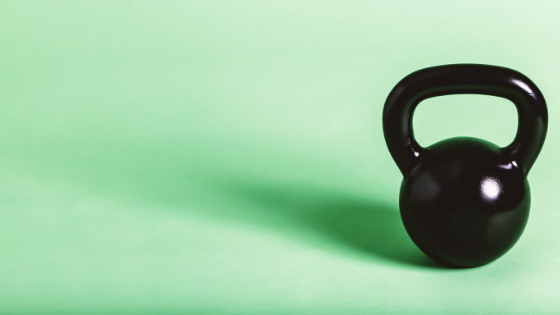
[{"left": 1, "top": 1, "right": 559, "bottom": 314}]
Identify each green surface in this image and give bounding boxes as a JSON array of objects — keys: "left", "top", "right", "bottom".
[{"left": 1, "top": 1, "right": 559, "bottom": 314}]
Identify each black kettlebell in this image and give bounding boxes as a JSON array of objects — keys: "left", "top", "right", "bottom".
[{"left": 383, "top": 64, "right": 548, "bottom": 267}]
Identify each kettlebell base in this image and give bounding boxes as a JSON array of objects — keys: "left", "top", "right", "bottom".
[{"left": 399, "top": 138, "right": 531, "bottom": 268}]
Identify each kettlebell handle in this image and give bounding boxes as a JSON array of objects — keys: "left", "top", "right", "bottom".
[{"left": 383, "top": 64, "right": 548, "bottom": 176}]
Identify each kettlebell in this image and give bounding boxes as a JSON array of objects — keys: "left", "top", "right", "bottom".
[{"left": 383, "top": 64, "right": 548, "bottom": 267}]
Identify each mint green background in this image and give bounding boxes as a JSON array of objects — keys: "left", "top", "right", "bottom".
[{"left": 1, "top": 1, "right": 559, "bottom": 314}]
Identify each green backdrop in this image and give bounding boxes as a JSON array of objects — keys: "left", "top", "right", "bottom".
[{"left": 1, "top": 1, "right": 559, "bottom": 314}]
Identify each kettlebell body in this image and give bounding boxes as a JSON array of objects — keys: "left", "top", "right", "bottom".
[{"left": 383, "top": 65, "right": 547, "bottom": 267}]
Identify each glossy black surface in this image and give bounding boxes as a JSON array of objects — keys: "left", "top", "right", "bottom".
[{"left": 382, "top": 64, "right": 548, "bottom": 267}]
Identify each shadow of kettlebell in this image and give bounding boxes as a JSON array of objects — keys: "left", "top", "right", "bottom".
[{"left": 209, "top": 179, "right": 443, "bottom": 268}]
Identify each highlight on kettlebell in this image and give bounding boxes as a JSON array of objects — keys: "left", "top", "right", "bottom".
[{"left": 382, "top": 64, "right": 548, "bottom": 268}]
